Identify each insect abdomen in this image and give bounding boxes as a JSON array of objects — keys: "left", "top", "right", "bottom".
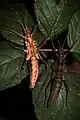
[
  {"left": 29, "top": 56, "right": 39, "bottom": 88},
  {"left": 47, "top": 73, "right": 63, "bottom": 106},
  {"left": 24, "top": 27, "right": 39, "bottom": 89}
]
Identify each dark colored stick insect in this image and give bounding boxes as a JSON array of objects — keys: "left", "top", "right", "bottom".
[{"left": 44, "top": 38, "right": 78, "bottom": 107}]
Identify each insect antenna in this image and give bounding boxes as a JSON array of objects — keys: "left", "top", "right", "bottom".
[
  {"left": 51, "top": 38, "right": 59, "bottom": 57},
  {"left": 62, "top": 38, "right": 67, "bottom": 49},
  {"left": 68, "top": 39, "right": 78, "bottom": 52},
  {"left": 22, "top": 14, "right": 27, "bottom": 28},
  {"left": 51, "top": 38, "right": 56, "bottom": 51},
  {"left": 31, "top": 24, "right": 38, "bottom": 36},
  {"left": 57, "top": 39, "right": 61, "bottom": 49},
  {"left": 22, "top": 14, "right": 31, "bottom": 36}
]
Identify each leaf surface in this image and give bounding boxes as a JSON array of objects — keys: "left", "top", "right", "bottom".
[
  {"left": 35, "top": 0, "right": 80, "bottom": 40},
  {"left": 67, "top": 9, "right": 80, "bottom": 56},
  {"left": 32, "top": 60, "right": 80, "bottom": 120}
]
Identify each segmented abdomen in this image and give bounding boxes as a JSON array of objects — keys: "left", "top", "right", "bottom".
[
  {"left": 29, "top": 56, "right": 39, "bottom": 88},
  {"left": 24, "top": 27, "right": 39, "bottom": 89},
  {"left": 47, "top": 73, "right": 63, "bottom": 105}
]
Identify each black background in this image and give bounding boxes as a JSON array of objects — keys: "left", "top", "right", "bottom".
[
  {"left": 0, "top": 0, "right": 80, "bottom": 120},
  {"left": 0, "top": 0, "right": 38, "bottom": 120}
]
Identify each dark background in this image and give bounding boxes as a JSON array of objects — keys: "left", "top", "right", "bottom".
[
  {"left": 0, "top": 0, "right": 80, "bottom": 120},
  {"left": 0, "top": 0, "right": 38, "bottom": 120}
]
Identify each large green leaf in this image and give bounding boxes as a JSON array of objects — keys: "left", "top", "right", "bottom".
[
  {"left": 33, "top": 60, "right": 54, "bottom": 104},
  {"left": 32, "top": 60, "right": 80, "bottom": 120},
  {"left": 72, "top": 52, "right": 80, "bottom": 61},
  {"left": 0, "top": 3, "right": 44, "bottom": 46},
  {"left": 35, "top": 0, "right": 80, "bottom": 40},
  {"left": 0, "top": 40, "right": 28, "bottom": 90},
  {"left": 0, "top": 3, "right": 44, "bottom": 90},
  {"left": 67, "top": 9, "right": 80, "bottom": 55}
]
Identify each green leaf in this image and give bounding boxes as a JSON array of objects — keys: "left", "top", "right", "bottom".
[
  {"left": 67, "top": 9, "right": 80, "bottom": 54},
  {"left": 0, "top": 41, "right": 28, "bottom": 90},
  {"left": 0, "top": 3, "right": 44, "bottom": 90},
  {"left": 0, "top": 3, "right": 44, "bottom": 46},
  {"left": 72, "top": 52, "right": 80, "bottom": 61},
  {"left": 33, "top": 60, "right": 53, "bottom": 104},
  {"left": 35, "top": 0, "right": 80, "bottom": 40},
  {"left": 32, "top": 60, "right": 80, "bottom": 120},
  {"left": 63, "top": 72, "right": 80, "bottom": 120}
]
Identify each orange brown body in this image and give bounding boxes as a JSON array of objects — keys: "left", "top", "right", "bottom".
[{"left": 24, "top": 26, "right": 39, "bottom": 89}]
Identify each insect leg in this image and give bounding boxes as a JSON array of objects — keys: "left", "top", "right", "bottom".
[
  {"left": 45, "top": 61, "right": 54, "bottom": 107},
  {"left": 44, "top": 78, "right": 52, "bottom": 107},
  {"left": 63, "top": 80, "right": 72, "bottom": 119},
  {"left": 35, "top": 60, "right": 53, "bottom": 104},
  {"left": 39, "top": 51, "right": 47, "bottom": 59},
  {"left": 39, "top": 53, "right": 47, "bottom": 68},
  {"left": 34, "top": 76, "right": 48, "bottom": 104},
  {"left": 38, "top": 39, "right": 47, "bottom": 49},
  {"left": 62, "top": 80, "right": 69, "bottom": 107},
  {"left": 1, "top": 28, "right": 25, "bottom": 39}
]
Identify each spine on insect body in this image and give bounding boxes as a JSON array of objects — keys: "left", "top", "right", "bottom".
[{"left": 24, "top": 26, "right": 39, "bottom": 89}]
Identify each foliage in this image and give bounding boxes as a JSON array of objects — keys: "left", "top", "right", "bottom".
[
  {"left": 0, "top": 0, "right": 80, "bottom": 120},
  {"left": 0, "top": 3, "right": 44, "bottom": 90},
  {"left": 35, "top": 0, "right": 80, "bottom": 40}
]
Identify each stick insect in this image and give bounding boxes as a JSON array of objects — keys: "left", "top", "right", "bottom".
[
  {"left": 0, "top": 17, "right": 48, "bottom": 89},
  {"left": 44, "top": 38, "right": 78, "bottom": 107},
  {"left": 0, "top": 16, "right": 78, "bottom": 107},
  {"left": 23, "top": 25, "right": 47, "bottom": 89}
]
